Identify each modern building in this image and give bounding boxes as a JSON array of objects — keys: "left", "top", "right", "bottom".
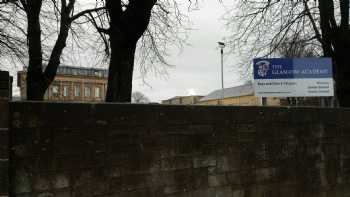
[
  {"left": 197, "top": 83, "right": 283, "bottom": 106},
  {"left": 17, "top": 66, "right": 108, "bottom": 102},
  {"left": 162, "top": 95, "right": 204, "bottom": 105}
]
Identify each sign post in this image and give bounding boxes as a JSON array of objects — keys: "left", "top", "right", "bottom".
[{"left": 253, "top": 58, "right": 334, "bottom": 97}]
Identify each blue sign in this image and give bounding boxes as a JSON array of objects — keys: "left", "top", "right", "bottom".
[{"left": 254, "top": 58, "right": 333, "bottom": 79}]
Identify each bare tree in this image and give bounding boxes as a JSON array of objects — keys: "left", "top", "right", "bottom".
[
  {"left": 6, "top": 0, "right": 103, "bottom": 100},
  {"left": 224, "top": 0, "right": 350, "bottom": 106},
  {"left": 0, "top": 1, "right": 26, "bottom": 64},
  {"left": 86, "top": 0, "right": 191, "bottom": 102},
  {"left": 276, "top": 35, "right": 318, "bottom": 58},
  {"left": 131, "top": 91, "right": 150, "bottom": 103},
  {"left": 275, "top": 35, "right": 333, "bottom": 107}
]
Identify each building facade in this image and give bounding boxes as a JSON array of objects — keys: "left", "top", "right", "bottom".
[
  {"left": 18, "top": 66, "right": 108, "bottom": 102},
  {"left": 162, "top": 95, "right": 204, "bottom": 105},
  {"left": 197, "top": 83, "right": 283, "bottom": 106}
]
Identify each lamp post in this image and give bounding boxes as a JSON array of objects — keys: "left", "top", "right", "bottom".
[{"left": 218, "top": 42, "right": 225, "bottom": 104}]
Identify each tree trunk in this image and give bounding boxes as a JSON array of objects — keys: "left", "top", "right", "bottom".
[
  {"left": 42, "top": 17, "right": 71, "bottom": 92},
  {"left": 104, "top": 0, "right": 156, "bottom": 102},
  {"left": 318, "top": 0, "right": 350, "bottom": 107},
  {"left": 26, "top": 2, "right": 45, "bottom": 100},
  {"left": 333, "top": 30, "right": 350, "bottom": 107},
  {"left": 106, "top": 33, "right": 137, "bottom": 102},
  {"left": 335, "top": 0, "right": 350, "bottom": 107},
  {"left": 25, "top": 1, "right": 76, "bottom": 101}
]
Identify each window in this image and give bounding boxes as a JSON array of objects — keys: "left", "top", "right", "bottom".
[
  {"left": 74, "top": 85, "right": 81, "bottom": 97},
  {"left": 84, "top": 86, "right": 91, "bottom": 97},
  {"left": 63, "top": 86, "right": 69, "bottom": 97},
  {"left": 95, "top": 87, "right": 101, "bottom": 98},
  {"left": 52, "top": 85, "right": 59, "bottom": 97}
]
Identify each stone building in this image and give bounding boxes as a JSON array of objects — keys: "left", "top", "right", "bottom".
[
  {"left": 197, "top": 83, "right": 283, "bottom": 106},
  {"left": 17, "top": 66, "right": 108, "bottom": 102},
  {"left": 162, "top": 95, "right": 204, "bottom": 105}
]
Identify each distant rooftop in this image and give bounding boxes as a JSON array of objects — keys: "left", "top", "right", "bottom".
[
  {"left": 200, "top": 83, "right": 254, "bottom": 102},
  {"left": 23, "top": 65, "right": 108, "bottom": 78},
  {"left": 163, "top": 95, "right": 203, "bottom": 101}
]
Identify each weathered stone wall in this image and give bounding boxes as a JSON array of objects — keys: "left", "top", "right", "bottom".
[
  {"left": 0, "top": 71, "right": 10, "bottom": 196},
  {"left": 0, "top": 71, "right": 11, "bottom": 100},
  {"left": 9, "top": 102, "right": 350, "bottom": 197}
]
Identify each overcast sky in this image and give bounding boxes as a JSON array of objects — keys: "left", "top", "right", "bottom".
[
  {"left": 7, "top": 0, "right": 246, "bottom": 102},
  {"left": 132, "top": 0, "right": 243, "bottom": 102}
]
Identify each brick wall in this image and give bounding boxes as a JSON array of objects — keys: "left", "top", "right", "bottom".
[{"left": 9, "top": 102, "right": 350, "bottom": 197}]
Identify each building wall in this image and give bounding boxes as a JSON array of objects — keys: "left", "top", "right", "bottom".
[
  {"left": 266, "top": 97, "right": 282, "bottom": 106},
  {"left": 198, "top": 95, "right": 281, "bottom": 106},
  {"left": 8, "top": 102, "right": 350, "bottom": 197},
  {"left": 162, "top": 96, "right": 204, "bottom": 105},
  {"left": 198, "top": 99, "right": 221, "bottom": 105},
  {"left": 162, "top": 100, "right": 171, "bottom": 104},
  {"left": 170, "top": 97, "right": 181, "bottom": 104},
  {"left": 18, "top": 72, "right": 107, "bottom": 102},
  {"left": 181, "top": 96, "right": 203, "bottom": 105}
]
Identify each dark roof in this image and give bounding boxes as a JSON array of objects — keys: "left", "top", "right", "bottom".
[
  {"left": 57, "top": 66, "right": 108, "bottom": 78},
  {"left": 23, "top": 65, "right": 108, "bottom": 78},
  {"left": 200, "top": 83, "right": 254, "bottom": 102},
  {"left": 163, "top": 95, "right": 204, "bottom": 102}
]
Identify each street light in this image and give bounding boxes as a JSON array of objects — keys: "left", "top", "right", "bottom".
[{"left": 218, "top": 42, "right": 225, "bottom": 104}]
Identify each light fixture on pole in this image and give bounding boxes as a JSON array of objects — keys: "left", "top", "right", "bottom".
[{"left": 218, "top": 42, "right": 225, "bottom": 103}]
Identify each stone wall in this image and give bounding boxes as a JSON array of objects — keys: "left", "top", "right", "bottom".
[
  {"left": 0, "top": 71, "right": 11, "bottom": 99},
  {"left": 0, "top": 71, "right": 10, "bottom": 196},
  {"left": 9, "top": 102, "right": 350, "bottom": 197}
]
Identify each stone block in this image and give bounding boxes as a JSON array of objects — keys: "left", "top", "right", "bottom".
[
  {"left": 118, "top": 152, "right": 160, "bottom": 174},
  {"left": 208, "top": 174, "right": 227, "bottom": 187},
  {"left": 161, "top": 156, "right": 192, "bottom": 170},
  {"left": 193, "top": 168, "right": 209, "bottom": 189},
  {"left": 0, "top": 160, "right": 8, "bottom": 195},
  {"left": 232, "top": 107, "right": 261, "bottom": 124},
  {"left": 109, "top": 177, "right": 122, "bottom": 193},
  {"left": 216, "top": 156, "right": 241, "bottom": 173},
  {"left": 37, "top": 192, "right": 54, "bottom": 197},
  {"left": 174, "top": 169, "right": 194, "bottom": 187},
  {"left": 0, "top": 101, "right": 9, "bottom": 127},
  {"left": 193, "top": 156, "right": 216, "bottom": 168},
  {"left": 53, "top": 174, "right": 70, "bottom": 189},
  {"left": 215, "top": 186, "right": 232, "bottom": 197},
  {"left": 143, "top": 172, "right": 165, "bottom": 188},
  {"left": 255, "top": 168, "right": 276, "bottom": 183},
  {"left": 226, "top": 172, "right": 241, "bottom": 186},
  {"left": 53, "top": 155, "right": 83, "bottom": 170},
  {"left": 191, "top": 188, "right": 216, "bottom": 197},
  {"left": 120, "top": 174, "right": 147, "bottom": 191},
  {"left": 33, "top": 175, "right": 51, "bottom": 191},
  {"left": 55, "top": 190, "right": 71, "bottom": 197},
  {"left": 154, "top": 105, "right": 193, "bottom": 125},
  {"left": 14, "top": 169, "right": 32, "bottom": 194},
  {"left": 119, "top": 189, "right": 154, "bottom": 197},
  {"left": 163, "top": 185, "right": 189, "bottom": 195},
  {"left": 190, "top": 106, "right": 233, "bottom": 125},
  {"left": 290, "top": 108, "right": 320, "bottom": 124},
  {"left": 232, "top": 189, "right": 244, "bottom": 197}
]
